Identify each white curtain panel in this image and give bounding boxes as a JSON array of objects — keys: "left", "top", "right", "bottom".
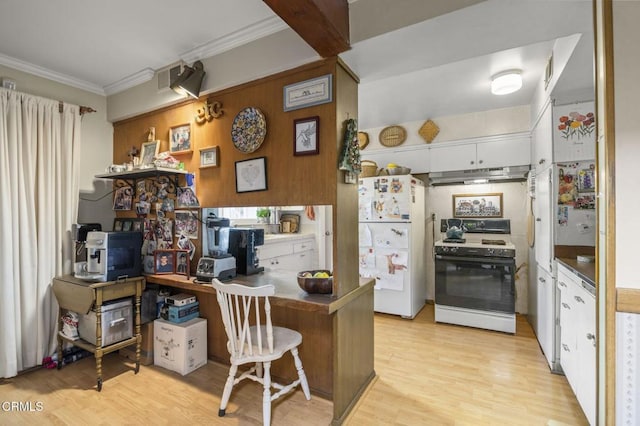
[{"left": 0, "top": 88, "right": 81, "bottom": 378}]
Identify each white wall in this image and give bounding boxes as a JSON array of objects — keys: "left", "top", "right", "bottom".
[
  {"left": 106, "top": 29, "right": 319, "bottom": 122},
  {"left": 0, "top": 64, "right": 114, "bottom": 230}
]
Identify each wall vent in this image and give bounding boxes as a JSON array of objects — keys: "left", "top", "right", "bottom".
[{"left": 157, "top": 61, "right": 185, "bottom": 91}]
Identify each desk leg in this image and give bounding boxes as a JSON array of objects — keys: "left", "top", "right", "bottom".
[{"left": 95, "top": 304, "right": 103, "bottom": 392}]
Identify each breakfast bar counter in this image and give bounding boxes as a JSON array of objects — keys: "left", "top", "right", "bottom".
[{"left": 145, "top": 272, "right": 375, "bottom": 405}]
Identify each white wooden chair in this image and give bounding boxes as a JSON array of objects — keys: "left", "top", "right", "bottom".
[{"left": 211, "top": 279, "right": 311, "bottom": 425}]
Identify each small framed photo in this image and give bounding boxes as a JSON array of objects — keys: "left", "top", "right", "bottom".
[
  {"left": 235, "top": 157, "right": 268, "bottom": 193},
  {"left": 131, "top": 218, "right": 144, "bottom": 232},
  {"left": 154, "top": 250, "right": 175, "bottom": 274},
  {"left": 199, "top": 146, "right": 219, "bottom": 168},
  {"left": 169, "top": 123, "right": 192, "bottom": 154},
  {"left": 122, "top": 219, "right": 132, "bottom": 232},
  {"left": 453, "top": 193, "right": 503, "bottom": 218},
  {"left": 113, "top": 218, "right": 123, "bottom": 231},
  {"left": 174, "top": 249, "right": 190, "bottom": 279},
  {"left": 140, "top": 141, "right": 160, "bottom": 166},
  {"left": 283, "top": 74, "right": 333, "bottom": 112},
  {"left": 294, "top": 116, "right": 319, "bottom": 156}
]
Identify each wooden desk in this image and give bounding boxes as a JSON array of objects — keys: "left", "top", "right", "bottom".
[
  {"left": 145, "top": 272, "right": 375, "bottom": 422},
  {"left": 52, "top": 275, "right": 145, "bottom": 391}
]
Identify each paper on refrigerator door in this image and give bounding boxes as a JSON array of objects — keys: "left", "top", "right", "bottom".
[
  {"left": 373, "top": 226, "right": 409, "bottom": 249},
  {"left": 372, "top": 177, "right": 411, "bottom": 220},
  {"left": 359, "top": 224, "right": 373, "bottom": 247},
  {"left": 374, "top": 249, "right": 408, "bottom": 291},
  {"left": 359, "top": 247, "right": 376, "bottom": 269}
]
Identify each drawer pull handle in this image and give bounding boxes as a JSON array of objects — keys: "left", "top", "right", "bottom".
[
  {"left": 561, "top": 302, "right": 571, "bottom": 310},
  {"left": 562, "top": 343, "right": 570, "bottom": 352},
  {"left": 110, "top": 318, "right": 126, "bottom": 328},
  {"left": 538, "top": 277, "right": 546, "bottom": 283},
  {"left": 587, "top": 333, "right": 596, "bottom": 341},
  {"left": 558, "top": 281, "right": 567, "bottom": 288},
  {"left": 574, "top": 295, "right": 585, "bottom": 304}
]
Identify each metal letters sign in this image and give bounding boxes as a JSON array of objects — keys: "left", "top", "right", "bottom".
[{"left": 195, "top": 99, "right": 223, "bottom": 124}]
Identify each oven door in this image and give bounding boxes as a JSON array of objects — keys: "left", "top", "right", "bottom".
[{"left": 435, "top": 254, "right": 515, "bottom": 314}]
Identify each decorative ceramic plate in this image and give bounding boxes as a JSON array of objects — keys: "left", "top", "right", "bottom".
[{"left": 231, "top": 107, "right": 267, "bottom": 153}]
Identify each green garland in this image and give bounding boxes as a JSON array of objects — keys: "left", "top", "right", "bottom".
[{"left": 338, "top": 118, "right": 361, "bottom": 174}]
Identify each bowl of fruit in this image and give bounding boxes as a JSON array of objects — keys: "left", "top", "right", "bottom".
[{"left": 297, "top": 270, "right": 333, "bottom": 294}]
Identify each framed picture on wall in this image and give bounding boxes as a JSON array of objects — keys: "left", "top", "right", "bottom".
[
  {"left": 235, "top": 157, "right": 268, "bottom": 193},
  {"left": 199, "top": 146, "right": 219, "bottom": 168},
  {"left": 169, "top": 123, "right": 192, "bottom": 154},
  {"left": 140, "top": 140, "right": 160, "bottom": 166},
  {"left": 293, "top": 116, "right": 319, "bottom": 156},
  {"left": 283, "top": 74, "right": 333, "bottom": 112},
  {"left": 453, "top": 193, "right": 503, "bottom": 218}
]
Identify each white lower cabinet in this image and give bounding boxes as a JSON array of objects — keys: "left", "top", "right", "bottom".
[
  {"left": 257, "top": 236, "right": 317, "bottom": 272},
  {"left": 557, "top": 263, "right": 595, "bottom": 425}
]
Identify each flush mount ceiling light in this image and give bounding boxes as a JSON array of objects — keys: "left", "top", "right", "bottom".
[
  {"left": 171, "top": 60, "right": 206, "bottom": 99},
  {"left": 490, "top": 70, "right": 522, "bottom": 96}
]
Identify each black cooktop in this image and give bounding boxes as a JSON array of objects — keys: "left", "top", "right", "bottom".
[{"left": 443, "top": 238, "right": 466, "bottom": 243}]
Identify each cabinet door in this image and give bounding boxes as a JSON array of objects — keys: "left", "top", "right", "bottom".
[
  {"left": 532, "top": 101, "right": 553, "bottom": 169},
  {"left": 557, "top": 269, "right": 578, "bottom": 395},
  {"left": 574, "top": 283, "right": 596, "bottom": 426},
  {"left": 535, "top": 265, "right": 554, "bottom": 368},
  {"left": 429, "top": 143, "right": 477, "bottom": 172},
  {"left": 477, "top": 137, "right": 530, "bottom": 169},
  {"left": 534, "top": 167, "right": 553, "bottom": 271}
]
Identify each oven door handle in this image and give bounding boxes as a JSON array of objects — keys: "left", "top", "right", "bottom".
[{"left": 435, "top": 255, "right": 515, "bottom": 265}]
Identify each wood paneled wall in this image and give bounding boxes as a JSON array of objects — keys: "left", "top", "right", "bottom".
[{"left": 113, "top": 59, "right": 340, "bottom": 208}]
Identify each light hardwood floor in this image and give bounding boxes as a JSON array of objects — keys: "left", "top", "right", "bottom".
[{"left": 0, "top": 305, "right": 587, "bottom": 425}]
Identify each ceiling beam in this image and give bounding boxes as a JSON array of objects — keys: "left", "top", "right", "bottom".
[{"left": 263, "top": 0, "right": 350, "bottom": 57}]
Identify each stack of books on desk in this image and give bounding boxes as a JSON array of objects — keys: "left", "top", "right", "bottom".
[{"left": 160, "top": 293, "right": 199, "bottom": 323}]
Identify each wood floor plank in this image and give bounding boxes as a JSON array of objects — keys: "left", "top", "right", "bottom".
[{"left": 0, "top": 305, "right": 587, "bottom": 425}]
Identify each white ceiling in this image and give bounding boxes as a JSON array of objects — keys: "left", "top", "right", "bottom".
[{"left": 0, "top": 0, "right": 594, "bottom": 129}]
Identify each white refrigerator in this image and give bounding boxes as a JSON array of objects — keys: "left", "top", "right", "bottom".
[{"left": 358, "top": 175, "right": 426, "bottom": 318}]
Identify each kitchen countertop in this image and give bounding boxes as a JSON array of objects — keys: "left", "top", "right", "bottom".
[
  {"left": 556, "top": 257, "right": 596, "bottom": 287},
  {"left": 263, "top": 232, "right": 315, "bottom": 242}
]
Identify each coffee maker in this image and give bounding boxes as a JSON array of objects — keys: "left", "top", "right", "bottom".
[
  {"left": 71, "top": 223, "right": 102, "bottom": 277},
  {"left": 228, "top": 228, "right": 264, "bottom": 275},
  {"left": 196, "top": 215, "right": 236, "bottom": 281}
]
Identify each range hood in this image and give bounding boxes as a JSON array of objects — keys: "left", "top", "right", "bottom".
[{"left": 429, "top": 165, "right": 530, "bottom": 186}]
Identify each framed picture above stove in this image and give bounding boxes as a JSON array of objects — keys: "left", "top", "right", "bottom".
[{"left": 453, "top": 193, "right": 503, "bottom": 218}]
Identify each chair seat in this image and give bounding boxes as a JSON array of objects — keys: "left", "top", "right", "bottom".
[{"left": 230, "top": 326, "right": 302, "bottom": 364}]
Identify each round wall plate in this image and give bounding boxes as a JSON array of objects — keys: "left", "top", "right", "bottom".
[{"left": 231, "top": 107, "right": 267, "bottom": 153}]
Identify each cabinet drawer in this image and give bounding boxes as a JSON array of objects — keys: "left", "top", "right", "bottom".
[
  {"left": 293, "top": 239, "right": 315, "bottom": 253},
  {"left": 257, "top": 242, "right": 292, "bottom": 260}
]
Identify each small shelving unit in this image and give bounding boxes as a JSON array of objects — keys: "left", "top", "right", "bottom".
[
  {"left": 52, "top": 275, "right": 145, "bottom": 391},
  {"left": 95, "top": 166, "right": 190, "bottom": 190}
]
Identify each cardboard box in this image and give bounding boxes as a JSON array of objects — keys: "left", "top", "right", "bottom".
[
  {"left": 119, "top": 321, "right": 154, "bottom": 365},
  {"left": 153, "top": 317, "right": 207, "bottom": 375}
]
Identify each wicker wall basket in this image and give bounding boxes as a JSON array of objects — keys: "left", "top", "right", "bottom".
[
  {"left": 419, "top": 119, "right": 440, "bottom": 143},
  {"left": 379, "top": 125, "right": 407, "bottom": 147},
  {"left": 359, "top": 160, "right": 378, "bottom": 177},
  {"left": 357, "top": 132, "right": 369, "bottom": 150}
]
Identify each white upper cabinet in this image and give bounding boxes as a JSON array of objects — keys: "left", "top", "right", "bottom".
[
  {"left": 532, "top": 101, "right": 554, "bottom": 170},
  {"left": 552, "top": 101, "right": 596, "bottom": 162},
  {"left": 429, "top": 133, "right": 530, "bottom": 173}
]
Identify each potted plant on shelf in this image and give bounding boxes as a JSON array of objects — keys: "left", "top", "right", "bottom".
[{"left": 256, "top": 208, "right": 271, "bottom": 223}]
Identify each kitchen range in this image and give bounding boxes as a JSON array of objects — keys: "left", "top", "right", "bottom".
[{"left": 434, "top": 218, "right": 516, "bottom": 334}]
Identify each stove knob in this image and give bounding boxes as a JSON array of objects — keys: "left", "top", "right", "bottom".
[
  {"left": 450, "top": 247, "right": 457, "bottom": 253},
  {"left": 442, "top": 246, "right": 449, "bottom": 253},
  {"left": 487, "top": 248, "right": 494, "bottom": 255}
]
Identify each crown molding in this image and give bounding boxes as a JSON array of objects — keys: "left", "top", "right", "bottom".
[
  {"left": 180, "top": 16, "right": 288, "bottom": 63},
  {"left": 0, "top": 52, "right": 105, "bottom": 96},
  {"left": 104, "top": 68, "right": 155, "bottom": 96}
]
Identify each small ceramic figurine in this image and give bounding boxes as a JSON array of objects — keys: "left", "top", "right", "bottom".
[{"left": 148, "top": 126, "right": 156, "bottom": 141}]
